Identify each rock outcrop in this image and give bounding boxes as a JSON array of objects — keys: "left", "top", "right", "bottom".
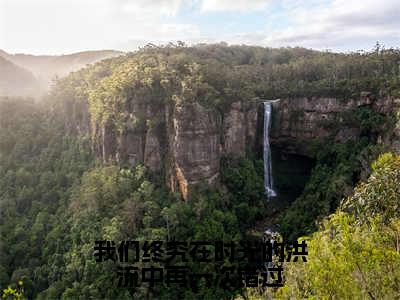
[
  {"left": 223, "top": 102, "right": 246, "bottom": 156},
  {"left": 270, "top": 94, "right": 400, "bottom": 156},
  {"left": 167, "top": 101, "right": 260, "bottom": 199},
  {"left": 167, "top": 102, "right": 220, "bottom": 200},
  {"left": 222, "top": 101, "right": 260, "bottom": 157}
]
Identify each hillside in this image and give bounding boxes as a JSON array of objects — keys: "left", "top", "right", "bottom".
[
  {"left": 0, "top": 56, "right": 40, "bottom": 97},
  {"left": 0, "top": 49, "right": 123, "bottom": 94},
  {"left": 252, "top": 153, "right": 400, "bottom": 299}
]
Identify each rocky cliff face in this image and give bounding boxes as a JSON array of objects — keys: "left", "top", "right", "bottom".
[
  {"left": 222, "top": 101, "right": 259, "bottom": 157},
  {"left": 166, "top": 101, "right": 261, "bottom": 199},
  {"left": 65, "top": 92, "right": 400, "bottom": 199},
  {"left": 66, "top": 97, "right": 260, "bottom": 199},
  {"left": 167, "top": 102, "right": 220, "bottom": 199},
  {"left": 270, "top": 93, "right": 400, "bottom": 156}
]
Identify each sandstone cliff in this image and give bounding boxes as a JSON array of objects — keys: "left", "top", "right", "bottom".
[
  {"left": 64, "top": 92, "right": 400, "bottom": 199},
  {"left": 270, "top": 93, "right": 400, "bottom": 156}
]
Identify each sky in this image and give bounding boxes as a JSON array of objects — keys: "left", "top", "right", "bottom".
[{"left": 1, "top": 0, "right": 399, "bottom": 55}]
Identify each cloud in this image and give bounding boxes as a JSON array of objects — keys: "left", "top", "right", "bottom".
[
  {"left": 261, "top": 0, "right": 400, "bottom": 50},
  {"left": 115, "top": 23, "right": 201, "bottom": 50},
  {"left": 108, "top": 0, "right": 185, "bottom": 17},
  {"left": 0, "top": 0, "right": 197, "bottom": 54},
  {"left": 2, "top": 0, "right": 400, "bottom": 54},
  {"left": 109, "top": 0, "right": 272, "bottom": 16},
  {"left": 201, "top": 0, "right": 271, "bottom": 12}
]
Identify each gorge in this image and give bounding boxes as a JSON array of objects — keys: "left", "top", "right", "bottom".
[{"left": 2, "top": 44, "right": 400, "bottom": 299}]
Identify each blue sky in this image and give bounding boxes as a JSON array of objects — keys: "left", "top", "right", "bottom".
[{"left": 1, "top": 0, "right": 399, "bottom": 54}]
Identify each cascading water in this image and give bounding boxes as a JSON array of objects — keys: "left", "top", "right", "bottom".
[{"left": 263, "top": 102, "right": 277, "bottom": 198}]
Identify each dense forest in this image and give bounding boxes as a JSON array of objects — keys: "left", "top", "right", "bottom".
[{"left": 1, "top": 43, "right": 400, "bottom": 299}]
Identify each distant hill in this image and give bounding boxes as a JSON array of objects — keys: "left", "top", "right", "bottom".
[
  {"left": 0, "top": 55, "right": 40, "bottom": 97},
  {"left": 0, "top": 49, "right": 123, "bottom": 96}
]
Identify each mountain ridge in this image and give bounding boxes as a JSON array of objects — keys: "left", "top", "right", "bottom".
[
  {"left": 0, "top": 49, "right": 124, "bottom": 96},
  {"left": 0, "top": 55, "right": 40, "bottom": 97}
]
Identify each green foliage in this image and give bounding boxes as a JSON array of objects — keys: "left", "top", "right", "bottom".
[
  {"left": 0, "top": 98, "right": 93, "bottom": 299},
  {"left": 220, "top": 157, "right": 267, "bottom": 231},
  {"left": 343, "top": 152, "right": 400, "bottom": 224},
  {"left": 279, "top": 105, "right": 390, "bottom": 242},
  {"left": 0, "top": 99, "right": 262, "bottom": 299},
  {"left": 274, "top": 153, "right": 400, "bottom": 299},
  {"left": 1, "top": 281, "right": 24, "bottom": 300},
  {"left": 279, "top": 139, "right": 384, "bottom": 242},
  {"left": 0, "top": 100, "right": 269, "bottom": 298},
  {"left": 342, "top": 106, "right": 387, "bottom": 136}
]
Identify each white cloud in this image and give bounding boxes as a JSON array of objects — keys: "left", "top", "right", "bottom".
[
  {"left": 0, "top": 0, "right": 197, "bottom": 54},
  {"left": 201, "top": 0, "right": 270, "bottom": 12},
  {"left": 262, "top": 0, "right": 400, "bottom": 51},
  {"left": 1, "top": 0, "right": 399, "bottom": 54},
  {"left": 108, "top": 0, "right": 185, "bottom": 17},
  {"left": 0, "top": 0, "right": 112, "bottom": 54}
]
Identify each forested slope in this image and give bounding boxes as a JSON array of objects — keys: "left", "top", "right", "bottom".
[{"left": 275, "top": 153, "right": 400, "bottom": 299}]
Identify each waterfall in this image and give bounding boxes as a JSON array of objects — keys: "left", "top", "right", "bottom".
[{"left": 263, "top": 102, "right": 277, "bottom": 198}]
